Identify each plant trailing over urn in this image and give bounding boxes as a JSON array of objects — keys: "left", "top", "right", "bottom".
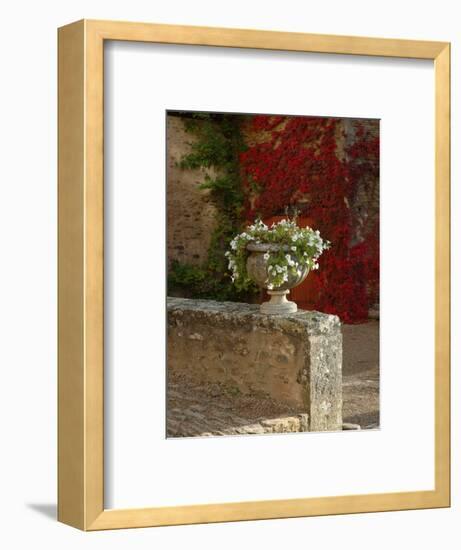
[{"left": 226, "top": 217, "right": 330, "bottom": 314}]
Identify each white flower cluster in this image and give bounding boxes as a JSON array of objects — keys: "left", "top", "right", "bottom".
[
  {"left": 248, "top": 219, "right": 269, "bottom": 232},
  {"left": 225, "top": 254, "right": 238, "bottom": 281},
  {"left": 267, "top": 260, "right": 289, "bottom": 289},
  {"left": 225, "top": 217, "right": 330, "bottom": 290}
]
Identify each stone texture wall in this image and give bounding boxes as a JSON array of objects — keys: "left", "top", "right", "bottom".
[
  {"left": 167, "top": 116, "right": 217, "bottom": 266},
  {"left": 167, "top": 297, "right": 343, "bottom": 432},
  {"left": 344, "top": 118, "right": 380, "bottom": 247}
]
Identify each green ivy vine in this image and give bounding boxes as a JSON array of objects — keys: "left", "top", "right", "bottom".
[{"left": 168, "top": 112, "right": 258, "bottom": 301}]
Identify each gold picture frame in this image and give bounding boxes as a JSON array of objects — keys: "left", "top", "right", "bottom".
[{"left": 58, "top": 19, "right": 450, "bottom": 530}]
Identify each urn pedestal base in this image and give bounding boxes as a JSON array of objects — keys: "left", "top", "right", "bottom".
[{"left": 260, "top": 289, "right": 297, "bottom": 315}]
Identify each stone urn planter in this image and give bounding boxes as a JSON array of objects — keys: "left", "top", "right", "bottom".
[{"left": 246, "top": 243, "right": 310, "bottom": 314}]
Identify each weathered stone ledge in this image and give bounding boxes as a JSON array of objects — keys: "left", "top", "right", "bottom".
[{"left": 168, "top": 297, "right": 341, "bottom": 336}]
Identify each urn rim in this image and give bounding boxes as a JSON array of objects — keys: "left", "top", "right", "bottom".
[{"left": 246, "top": 242, "right": 290, "bottom": 253}]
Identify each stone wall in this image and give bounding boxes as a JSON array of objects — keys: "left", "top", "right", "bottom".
[
  {"left": 344, "top": 118, "right": 380, "bottom": 247},
  {"left": 167, "top": 297, "right": 343, "bottom": 432},
  {"left": 166, "top": 116, "right": 217, "bottom": 266}
]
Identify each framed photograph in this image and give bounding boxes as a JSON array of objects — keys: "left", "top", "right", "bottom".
[{"left": 58, "top": 20, "right": 450, "bottom": 530}]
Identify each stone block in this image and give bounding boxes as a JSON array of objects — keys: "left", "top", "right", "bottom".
[{"left": 167, "top": 297, "right": 342, "bottom": 432}]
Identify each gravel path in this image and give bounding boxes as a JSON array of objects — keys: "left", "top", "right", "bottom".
[
  {"left": 342, "top": 321, "right": 380, "bottom": 428},
  {"left": 167, "top": 377, "right": 308, "bottom": 437}
]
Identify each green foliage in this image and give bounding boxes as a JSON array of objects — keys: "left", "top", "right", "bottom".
[
  {"left": 168, "top": 261, "right": 206, "bottom": 289},
  {"left": 179, "top": 114, "right": 246, "bottom": 218},
  {"left": 168, "top": 112, "right": 258, "bottom": 301},
  {"left": 168, "top": 260, "right": 256, "bottom": 302}
]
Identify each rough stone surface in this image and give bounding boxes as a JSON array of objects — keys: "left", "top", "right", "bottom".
[
  {"left": 166, "top": 116, "right": 218, "bottom": 266},
  {"left": 167, "top": 297, "right": 342, "bottom": 432}
]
